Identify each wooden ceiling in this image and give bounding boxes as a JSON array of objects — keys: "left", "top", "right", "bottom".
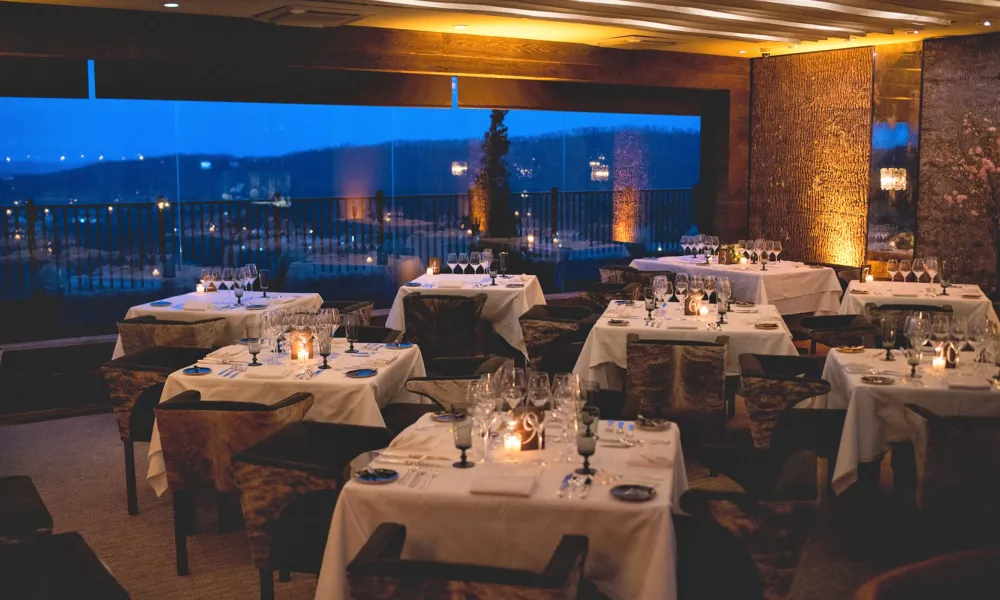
[{"left": 11, "top": 0, "right": 999, "bottom": 56}]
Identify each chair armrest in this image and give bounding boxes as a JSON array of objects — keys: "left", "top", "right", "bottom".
[
  {"left": 426, "top": 357, "right": 493, "bottom": 378},
  {"left": 541, "top": 534, "right": 588, "bottom": 584}
]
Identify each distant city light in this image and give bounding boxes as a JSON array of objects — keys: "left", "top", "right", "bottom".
[
  {"left": 80, "top": 154, "right": 85, "bottom": 158},
  {"left": 99, "top": 155, "right": 104, "bottom": 160},
  {"left": 451, "top": 161, "right": 468, "bottom": 176},
  {"left": 138, "top": 154, "right": 144, "bottom": 161},
  {"left": 200, "top": 161, "right": 211, "bottom": 170},
  {"left": 60, "top": 155, "right": 65, "bottom": 161},
  {"left": 4, "top": 157, "right": 9, "bottom": 162}
]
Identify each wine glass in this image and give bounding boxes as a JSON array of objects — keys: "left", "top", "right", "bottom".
[
  {"left": 320, "top": 307, "right": 341, "bottom": 338},
  {"left": 247, "top": 338, "right": 262, "bottom": 367},
  {"left": 652, "top": 275, "right": 667, "bottom": 307},
  {"left": 458, "top": 253, "right": 470, "bottom": 275},
  {"left": 931, "top": 314, "right": 951, "bottom": 348},
  {"left": 246, "top": 263, "right": 258, "bottom": 290},
  {"left": 925, "top": 257, "right": 939, "bottom": 285},
  {"left": 968, "top": 317, "right": 988, "bottom": 353},
  {"left": 899, "top": 259, "right": 912, "bottom": 283},
  {"left": 221, "top": 267, "right": 234, "bottom": 295},
  {"left": 447, "top": 252, "right": 459, "bottom": 274},
  {"left": 527, "top": 371, "right": 551, "bottom": 409},
  {"left": 773, "top": 240, "right": 783, "bottom": 262},
  {"left": 452, "top": 415, "right": 475, "bottom": 469},
  {"left": 905, "top": 314, "right": 930, "bottom": 350},
  {"left": 233, "top": 268, "right": 245, "bottom": 305},
  {"left": 316, "top": 325, "right": 333, "bottom": 369},
  {"left": 912, "top": 258, "right": 926, "bottom": 284},
  {"left": 211, "top": 267, "right": 222, "bottom": 291},
  {"left": 469, "top": 251, "right": 482, "bottom": 275},
  {"left": 258, "top": 270, "right": 270, "bottom": 298},
  {"left": 343, "top": 311, "right": 361, "bottom": 354},
  {"left": 736, "top": 240, "right": 747, "bottom": 259},
  {"left": 760, "top": 242, "right": 770, "bottom": 270},
  {"left": 644, "top": 288, "right": 656, "bottom": 322},
  {"left": 705, "top": 275, "right": 717, "bottom": 304},
  {"left": 904, "top": 347, "right": 922, "bottom": 379},
  {"left": 481, "top": 249, "right": 493, "bottom": 275},
  {"left": 575, "top": 406, "right": 600, "bottom": 476},
  {"left": 690, "top": 276, "right": 704, "bottom": 301},
  {"left": 880, "top": 319, "right": 897, "bottom": 361},
  {"left": 502, "top": 367, "right": 527, "bottom": 413},
  {"left": 886, "top": 259, "right": 899, "bottom": 283},
  {"left": 200, "top": 268, "right": 211, "bottom": 291},
  {"left": 675, "top": 273, "right": 689, "bottom": 298},
  {"left": 680, "top": 235, "right": 689, "bottom": 256},
  {"left": 939, "top": 260, "right": 950, "bottom": 295},
  {"left": 952, "top": 317, "right": 969, "bottom": 351}
]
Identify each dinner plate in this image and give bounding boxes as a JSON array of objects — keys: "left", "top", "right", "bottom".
[
  {"left": 183, "top": 366, "right": 212, "bottom": 376},
  {"left": 245, "top": 304, "right": 266, "bottom": 310},
  {"left": 861, "top": 375, "right": 895, "bottom": 386},
  {"left": 404, "top": 282, "right": 422, "bottom": 287},
  {"left": 610, "top": 484, "right": 657, "bottom": 503},
  {"left": 431, "top": 411, "right": 467, "bottom": 423},
  {"left": 754, "top": 322, "right": 779, "bottom": 330},
  {"left": 636, "top": 416, "right": 671, "bottom": 431},
  {"left": 345, "top": 368, "right": 378, "bottom": 378},
  {"left": 608, "top": 319, "right": 630, "bottom": 327},
  {"left": 150, "top": 300, "right": 172, "bottom": 307},
  {"left": 506, "top": 283, "right": 525, "bottom": 288},
  {"left": 836, "top": 346, "right": 866, "bottom": 354},
  {"left": 384, "top": 342, "right": 415, "bottom": 350},
  {"left": 961, "top": 294, "right": 982, "bottom": 299},
  {"left": 849, "top": 289, "right": 869, "bottom": 295},
  {"left": 353, "top": 468, "right": 399, "bottom": 485}
]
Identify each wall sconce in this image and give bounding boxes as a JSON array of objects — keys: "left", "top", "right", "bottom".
[
  {"left": 880, "top": 168, "right": 907, "bottom": 191},
  {"left": 451, "top": 161, "right": 468, "bottom": 176}
]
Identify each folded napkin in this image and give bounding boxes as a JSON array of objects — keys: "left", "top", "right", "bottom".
[
  {"left": 388, "top": 427, "right": 440, "bottom": 453},
  {"left": 469, "top": 470, "right": 538, "bottom": 497},
  {"left": 626, "top": 452, "right": 674, "bottom": 469},
  {"left": 182, "top": 301, "right": 211, "bottom": 311},
  {"left": 947, "top": 378, "right": 993, "bottom": 390},
  {"left": 243, "top": 366, "right": 293, "bottom": 380},
  {"left": 665, "top": 323, "right": 699, "bottom": 330},
  {"left": 891, "top": 292, "right": 919, "bottom": 298},
  {"left": 256, "top": 296, "right": 292, "bottom": 305},
  {"left": 438, "top": 280, "right": 464, "bottom": 289},
  {"left": 206, "top": 345, "right": 244, "bottom": 360}
]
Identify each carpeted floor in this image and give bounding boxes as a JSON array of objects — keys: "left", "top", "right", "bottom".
[{"left": 1, "top": 412, "right": 886, "bottom": 600}]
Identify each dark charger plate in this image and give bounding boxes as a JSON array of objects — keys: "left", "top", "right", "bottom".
[{"left": 610, "top": 484, "right": 657, "bottom": 502}]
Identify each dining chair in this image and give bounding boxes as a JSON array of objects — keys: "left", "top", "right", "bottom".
[
  {"left": 401, "top": 293, "right": 489, "bottom": 360},
  {"left": 0, "top": 532, "right": 130, "bottom": 600},
  {"left": 798, "top": 314, "right": 878, "bottom": 354},
  {"left": 518, "top": 305, "right": 597, "bottom": 371},
  {"left": 674, "top": 512, "right": 765, "bottom": 600},
  {"left": 864, "top": 304, "right": 953, "bottom": 346},
  {"left": 598, "top": 264, "right": 634, "bottom": 284},
  {"left": 233, "top": 422, "right": 395, "bottom": 600},
  {"left": 347, "top": 522, "right": 604, "bottom": 600},
  {"left": 624, "top": 335, "right": 728, "bottom": 458},
  {"left": 578, "top": 282, "right": 640, "bottom": 313},
  {"left": 630, "top": 270, "right": 677, "bottom": 290},
  {"left": 320, "top": 300, "right": 374, "bottom": 327},
  {"left": 0, "top": 476, "right": 52, "bottom": 544},
  {"left": 154, "top": 390, "right": 314, "bottom": 576},
  {"left": 334, "top": 325, "right": 402, "bottom": 343},
  {"left": 102, "top": 345, "right": 217, "bottom": 515},
  {"left": 853, "top": 548, "right": 1000, "bottom": 600},
  {"left": 116, "top": 315, "right": 227, "bottom": 356}
]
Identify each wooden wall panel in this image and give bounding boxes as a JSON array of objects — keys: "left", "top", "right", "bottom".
[
  {"left": 919, "top": 33, "right": 1000, "bottom": 292},
  {"left": 749, "top": 48, "right": 873, "bottom": 266}
]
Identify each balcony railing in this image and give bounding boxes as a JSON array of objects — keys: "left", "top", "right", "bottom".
[{"left": 0, "top": 188, "right": 693, "bottom": 299}]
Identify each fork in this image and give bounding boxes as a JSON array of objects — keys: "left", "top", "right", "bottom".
[
  {"left": 227, "top": 365, "right": 246, "bottom": 379},
  {"left": 420, "top": 469, "right": 440, "bottom": 490}
]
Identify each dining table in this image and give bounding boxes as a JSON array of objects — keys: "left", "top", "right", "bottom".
[
  {"left": 384, "top": 273, "right": 546, "bottom": 358},
  {"left": 314, "top": 413, "right": 689, "bottom": 600},
  {"left": 630, "top": 256, "right": 842, "bottom": 315},
  {"left": 145, "top": 339, "right": 426, "bottom": 496},
  {"left": 839, "top": 280, "right": 999, "bottom": 326},
  {"left": 574, "top": 300, "right": 799, "bottom": 386},
  {"left": 823, "top": 346, "right": 1000, "bottom": 495},
  {"left": 111, "top": 291, "right": 323, "bottom": 359}
]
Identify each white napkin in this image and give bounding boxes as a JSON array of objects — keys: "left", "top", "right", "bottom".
[
  {"left": 664, "top": 323, "right": 699, "bottom": 330},
  {"left": 438, "top": 280, "right": 464, "bottom": 289},
  {"left": 947, "top": 378, "right": 993, "bottom": 390},
  {"left": 206, "top": 345, "right": 244, "bottom": 359},
  {"left": 388, "top": 428, "right": 440, "bottom": 453},
  {"left": 891, "top": 292, "right": 919, "bottom": 298},
  {"left": 243, "top": 366, "right": 293, "bottom": 380},
  {"left": 182, "top": 301, "right": 211, "bottom": 311},
  {"left": 469, "top": 470, "right": 538, "bottom": 497},
  {"left": 626, "top": 451, "right": 674, "bottom": 469},
  {"left": 256, "top": 296, "right": 292, "bottom": 305}
]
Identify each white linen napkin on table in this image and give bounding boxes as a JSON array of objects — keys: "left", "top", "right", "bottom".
[
  {"left": 469, "top": 469, "right": 539, "bottom": 497},
  {"left": 182, "top": 300, "right": 211, "bottom": 311},
  {"left": 664, "top": 323, "right": 699, "bottom": 330},
  {"left": 626, "top": 450, "right": 674, "bottom": 469},
  {"left": 388, "top": 428, "right": 440, "bottom": 452},
  {"left": 947, "top": 377, "right": 993, "bottom": 390},
  {"left": 891, "top": 292, "right": 919, "bottom": 298},
  {"left": 438, "top": 280, "right": 464, "bottom": 289},
  {"left": 255, "top": 296, "right": 292, "bottom": 305},
  {"left": 243, "top": 366, "right": 294, "bottom": 380}
]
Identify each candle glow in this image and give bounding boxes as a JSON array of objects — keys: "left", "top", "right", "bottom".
[
  {"left": 504, "top": 432, "right": 522, "bottom": 452},
  {"left": 196, "top": 283, "right": 205, "bottom": 293},
  {"left": 865, "top": 274, "right": 874, "bottom": 283},
  {"left": 297, "top": 349, "right": 309, "bottom": 362}
]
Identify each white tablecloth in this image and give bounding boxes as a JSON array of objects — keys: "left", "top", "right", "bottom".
[
  {"left": 574, "top": 301, "right": 799, "bottom": 383},
  {"left": 630, "top": 257, "right": 842, "bottom": 316},
  {"left": 385, "top": 274, "right": 546, "bottom": 357},
  {"left": 824, "top": 347, "right": 1000, "bottom": 495},
  {"left": 314, "top": 414, "right": 688, "bottom": 600},
  {"left": 146, "top": 340, "right": 426, "bottom": 496},
  {"left": 112, "top": 292, "right": 323, "bottom": 359},
  {"left": 839, "top": 281, "right": 999, "bottom": 326}
]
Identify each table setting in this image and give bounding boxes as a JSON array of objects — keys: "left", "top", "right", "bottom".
[
  {"left": 314, "top": 368, "right": 688, "bottom": 600},
  {"left": 840, "top": 280, "right": 999, "bottom": 326}
]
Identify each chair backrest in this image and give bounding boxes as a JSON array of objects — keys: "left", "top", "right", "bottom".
[
  {"left": 864, "top": 303, "right": 953, "bottom": 337},
  {"left": 738, "top": 354, "right": 832, "bottom": 450},
  {"left": 518, "top": 305, "right": 591, "bottom": 362},
  {"left": 904, "top": 404, "right": 1000, "bottom": 517},
  {"left": 405, "top": 356, "right": 511, "bottom": 411},
  {"left": 631, "top": 270, "right": 677, "bottom": 289},
  {"left": 598, "top": 265, "right": 634, "bottom": 284},
  {"left": 155, "top": 391, "right": 314, "bottom": 493},
  {"left": 335, "top": 326, "right": 401, "bottom": 343},
  {"left": 580, "top": 282, "right": 640, "bottom": 312},
  {"left": 853, "top": 549, "right": 1000, "bottom": 600},
  {"left": 347, "top": 523, "right": 588, "bottom": 600},
  {"left": 402, "top": 293, "right": 488, "bottom": 360},
  {"left": 625, "top": 335, "right": 727, "bottom": 451},
  {"left": 321, "top": 301, "right": 374, "bottom": 326},
  {"left": 117, "top": 316, "right": 227, "bottom": 356}
]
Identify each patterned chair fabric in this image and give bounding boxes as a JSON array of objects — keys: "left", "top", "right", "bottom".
[
  {"left": 579, "top": 282, "right": 640, "bottom": 313},
  {"left": 233, "top": 422, "right": 394, "bottom": 572},
  {"left": 631, "top": 270, "right": 678, "bottom": 289},
  {"left": 117, "top": 316, "right": 227, "bottom": 356},
  {"left": 681, "top": 491, "right": 816, "bottom": 600},
  {"left": 624, "top": 334, "right": 728, "bottom": 420},
  {"left": 738, "top": 354, "right": 832, "bottom": 450},
  {"left": 321, "top": 301, "right": 375, "bottom": 327},
  {"left": 155, "top": 391, "right": 314, "bottom": 494},
  {"left": 598, "top": 265, "right": 633, "bottom": 284},
  {"left": 403, "top": 356, "right": 511, "bottom": 412},
  {"left": 402, "top": 293, "right": 488, "bottom": 360},
  {"left": 518, "top": 305, "right": 596, "bottom": 367},
  {"left": 799, "top": 315, "right": 878, "bottom": 353},
  {"left": 853, "top": 548, "right": 1000, "bottom": 600},
  {"left": 0, "top": 476, "right": 53, "bottom": 544},
  {"left": 865, "top": 304, "right": 953, "bottom": 345},
  {"left": 904, "top": 404, "right": 1000, "bottom": 517},
  {"left": 347, "top": 522, "right": 590, "bottom": 600}
]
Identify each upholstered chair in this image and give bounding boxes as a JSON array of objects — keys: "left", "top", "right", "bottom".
[
  {"left": 233, "top": 422, "right": 395, "bottom": 600},
  {"left": 629, "top": 270, "right": 677, "bottom": 290},
  {"left": 598, "top": 264, "right": 633, "bottom": 284},
  {"left": 518, "top": 305, "right": 597, "bottom": 370},
  {"left": 154, "top": 390, "right": 314, "bottom": 576},
  {"left": 320, "top": 300, "right": 374, "bottom": 326},
  {"left": 578, "top": 282, "right": 640, "bottom": 313},
  {"left": 402, "top": 293, "right": 488, "bottom": 360},
  {"left": 0, "top": 532, "right": 130, "bottom": 599},
  {"left": 347, "top": 523, "right": 597, "bottom": 600},
  {"left": 336, "top": 326, "right": 401, "bottom": 344},
  {"left": 624, "top": 335, "right": 728, "bottom": 457},
  {"left": 102, "top": 345, "right": 216, "bottom": 515},
  {"left": 117, "top": 315, "right": 227, "bottom": 356},
  {"left": 865, "top": 304, "right": 953, "bottom": 346},
  {"left": 382, "top": 356, "right": 511, "bottom": 434},
  {"left": 853, "top": 549, "right": 1000, "bottom": 600},
  {"left": 799, "top": 314, "right": 878, "bottom": 354},
  {"left": 0, "top": 476, "right": 52, "bottom": 544}
]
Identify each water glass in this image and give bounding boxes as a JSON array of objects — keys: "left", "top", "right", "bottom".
[
  {"left": 343, "top": 311, "right": 361, "bottom": 353},
  {"left": 258, "top": 270, "right": 270, "bottom": 297},
  {"left": 575, "top": 406, "right": 600, "bottom": 476},
  {"left": 453, "top": 416, "right": 475, "bottom": 469},
  {"left": 881, "top": 320, "right": 896, "bottom": 361},
  {"left": 527, "top": 371, "right": 551, "bottom": 409},
  {"left": 247, "top": 338, "right": 262, "bottom": 367},
  {"left": 469, "top": 251, "right": 482, "bottom": 274}
]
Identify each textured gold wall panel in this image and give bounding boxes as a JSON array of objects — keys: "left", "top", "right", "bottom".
[
  {"left": 919, "top": 34, "right": 1000, "bottom": 293},
  {"left": 749, "top": 48, "right": 872, "bottom": 266}
]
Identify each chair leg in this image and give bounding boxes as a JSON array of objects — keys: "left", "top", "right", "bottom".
[
  {"left": 259, "top": 568, "right": 275, "bottom": 600},
  {"left": 278, "top": 568, "right": 291, "bottom": 582},
  {"left": 123, "top": 440, "right": 138, "bottom": 516},
  {"left": 173, "top": 491, "right": 192, "bottom": 576}
]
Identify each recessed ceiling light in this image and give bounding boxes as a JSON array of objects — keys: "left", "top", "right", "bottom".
[
  {"left": 163, "top": 2, "right": 180, "bottom": 8},
  {"left": 908, "top": 30, "right": 919, "bottom": 35},
  {"left": 985, "top": 21, "right": 992, "bottom": 27},
  {"left": 738, "top": 50, "right": 746, "bottom": 54},
  {"left": 453, "top": 24, "right": 468, "bottom": 30}
]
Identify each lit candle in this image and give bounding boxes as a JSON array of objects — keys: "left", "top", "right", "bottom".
[
  {"left": 426, "top": 267, "right": 434, "bottom": 277},
  {"left": 739, "top": 257, "right": 748, "bottom": 265},
  {"left": 504, "top": 432, "right": 522, "bottom": 452},
  {"left": 865, "top": 274, "right": 874, "bottom": 283},
  {"left": 527, "top": 234, "right": 535, "bottom": 244},
  {"left": 932, "top": 356, "right": 945, "bottom": 370},
  {"left": 196, "top": 283, "right": 205, "bottom": 293},
  {"left": 297, "top": 349, "right": 309, "bottom": 362},
  {"left": 699, "top": 305, "right": 710, "bottom": 317},
  {"left": 152, "top": 268, "right": 161, "bottom": 277}
]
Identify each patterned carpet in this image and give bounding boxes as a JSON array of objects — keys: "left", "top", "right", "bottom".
[{"left": 0, "top": 413, "right": 885, "bottom": 600}]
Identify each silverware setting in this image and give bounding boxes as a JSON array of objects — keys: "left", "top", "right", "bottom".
[
  {"left": 294, "top": 367, "right": 322, "bottom": 380},
  {"left": 218, "top": 365, "right": 247, "bottom": 378}
]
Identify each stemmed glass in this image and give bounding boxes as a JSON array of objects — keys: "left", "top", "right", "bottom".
[
  {"left": 499, "top": 252, "right": 509, "bottom": 278},
  {"left": 760, "top": 242, "right": 770, "bottom": 270},
  {"left": 748, "top": 240, "right": 759, "bottom": 264},
  {"left": 246, "top": 263, "right": 258, "bottom": 291},
  {"left": 447, "top": 252, "right": 459, "bottom": 275},
  {"left": 259, "top": 270, "right": 270, "bottom": 298},
  {"left": 246, "top": 319, "right": 262, "bottom": 366},
  {"left": 932, "top": 314, "right": 951, "bottom": 348},
  {"left": 925, "top": 257, "right": 939, "bottom": 285},
  {"left": 886, "top": 259, "right": 899, "bottom": 283},
  {"left": 343, "top": 311, "right": 361, "bottom": 354},
  {"left": 458, "top": 253, "right": 470, "bottom": 275},
  {"left": 644, "top": 287, "right": 656, "bottom": 323},
  {"left": 472, "top": 387, "right": 496, "bottom": 463},
  {"left": 469, "top": 251, "right": 482, "bottom": 275},
  {"left": 773, "top": 240, "right": 783, "bottom": 262},
  {"left": 968, "top": 317, "right": 987, "bottom": 354},
  {"left": 527, "top": 372, "right": 551, "bottom": 410},
  {"left": 690, "top": 276, "right": 704, "bottom": 302},
  {"left": 211, "top": 267, "right": 222, "bottom": 292},
  {"left": 680, "top": 235, "right": 689, "bottom": 256},
  {"left": 939, "top": 260, "right": 950, "bottom": 295},
  {"left": 899, "top": 259, "right": 912, "bottom": 283},
  {"left": 652, "top": 275, "right": 667, "bottom": 308},
  {"left": 221, "top": 267, "right": 234, "bottom": 295},
  {"left": 481, "top": 249, "right": 493, "bottom": 277},
  {"left": 904, "top": 316, "right": 928, "bottom": 378},
  {"left": 320, "top": 307, "right": 341, "bottom": 338},
  {"left": 200, "top": 269, "right": 211, "bottom": 292},
  {"left": 233, "top": 267, "right": 246, "bottom": 305},
  {"left": 316, "top": 324, "right": 333, "bottom": 369},
  {"left": 575, "top": 406, "right": 600, "bottom": 476},
  {"left": 952, "top": 317, "right": 969, "bottom": 351},
  {"left": 912, "top": 258, "right": 926, "bottom": 284},
  {"left": 675, "top": 273, "right": 689, "bottom": 299},
  {"left": 452, "top": 415, "right": 475, "bottom": 469},
  {"left": 502, "top": 368, "right": 527, "bottom": 414},
  {"left": 705, "top": 275, "right": 717, "bottom": 304},
  {"left": 880, "top": 319, "right": 897, "bottom": 361},
  {"left": 717, "top": 277, "right": 731, "bottom": 325}
]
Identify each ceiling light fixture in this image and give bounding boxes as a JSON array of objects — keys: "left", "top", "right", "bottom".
[
  {"left": 453, "top": 24, "right": 468, "bottom": 29},
  {"left": 163, "top": 2, "right": 179, "bottom": 8},
  {"left": 738, "top": 50, "right": 747, "bottom": 54},
  {"left": 985, "top": 21, "right": 992, "bottom": 27}
]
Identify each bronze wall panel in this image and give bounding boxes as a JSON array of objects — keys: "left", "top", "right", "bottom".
[
  {"left": 749, "top": 48, "right": 872, "bottom": 266},
  {"left": 919, "top": 34, "right": 1000, "bottom": 292}
]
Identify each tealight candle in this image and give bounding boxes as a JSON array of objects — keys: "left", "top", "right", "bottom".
[
  {"left": 504, "top": 432, "right": 522, "bottom": 452},
  {"left": 865, "top": 274, "right": 874, "bottom": 283},
  {"left": 297, "top": 349, "right": 309, "bottom": 362},
  {"left": 426, "top": 267, "right": 434, "bottom": 277},
  {"left": 739, "top": 256, "right": 748, "bottom": 265},
  {"left": 196, "top": 283, "right": 205, "bottom": 293},
  {"left": 932, "top": 356, "right": 945, "bottom": 370},
  {"left": 699, "top": 305, "right": 710, "bottom": 317}
]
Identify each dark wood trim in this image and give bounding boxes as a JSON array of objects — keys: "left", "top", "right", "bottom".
[{"left": 0, "top": 55, "right": 88, "bottom": 99}]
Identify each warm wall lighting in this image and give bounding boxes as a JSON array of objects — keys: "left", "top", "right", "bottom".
[
  {"left": 880, "top": 168, "right": 907, "bottom": 191},
  {"left": 738, "top": 50, "right": 747, "bottom": 54},
  {"left": 453, "top": 24, "right": 467, "bottom": 29},
  {"left": 451, "top": 161, "right": 468, "bottom": 176},
  {"left": 985, "top": 21, "right": 992, "bottom": 27}
]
